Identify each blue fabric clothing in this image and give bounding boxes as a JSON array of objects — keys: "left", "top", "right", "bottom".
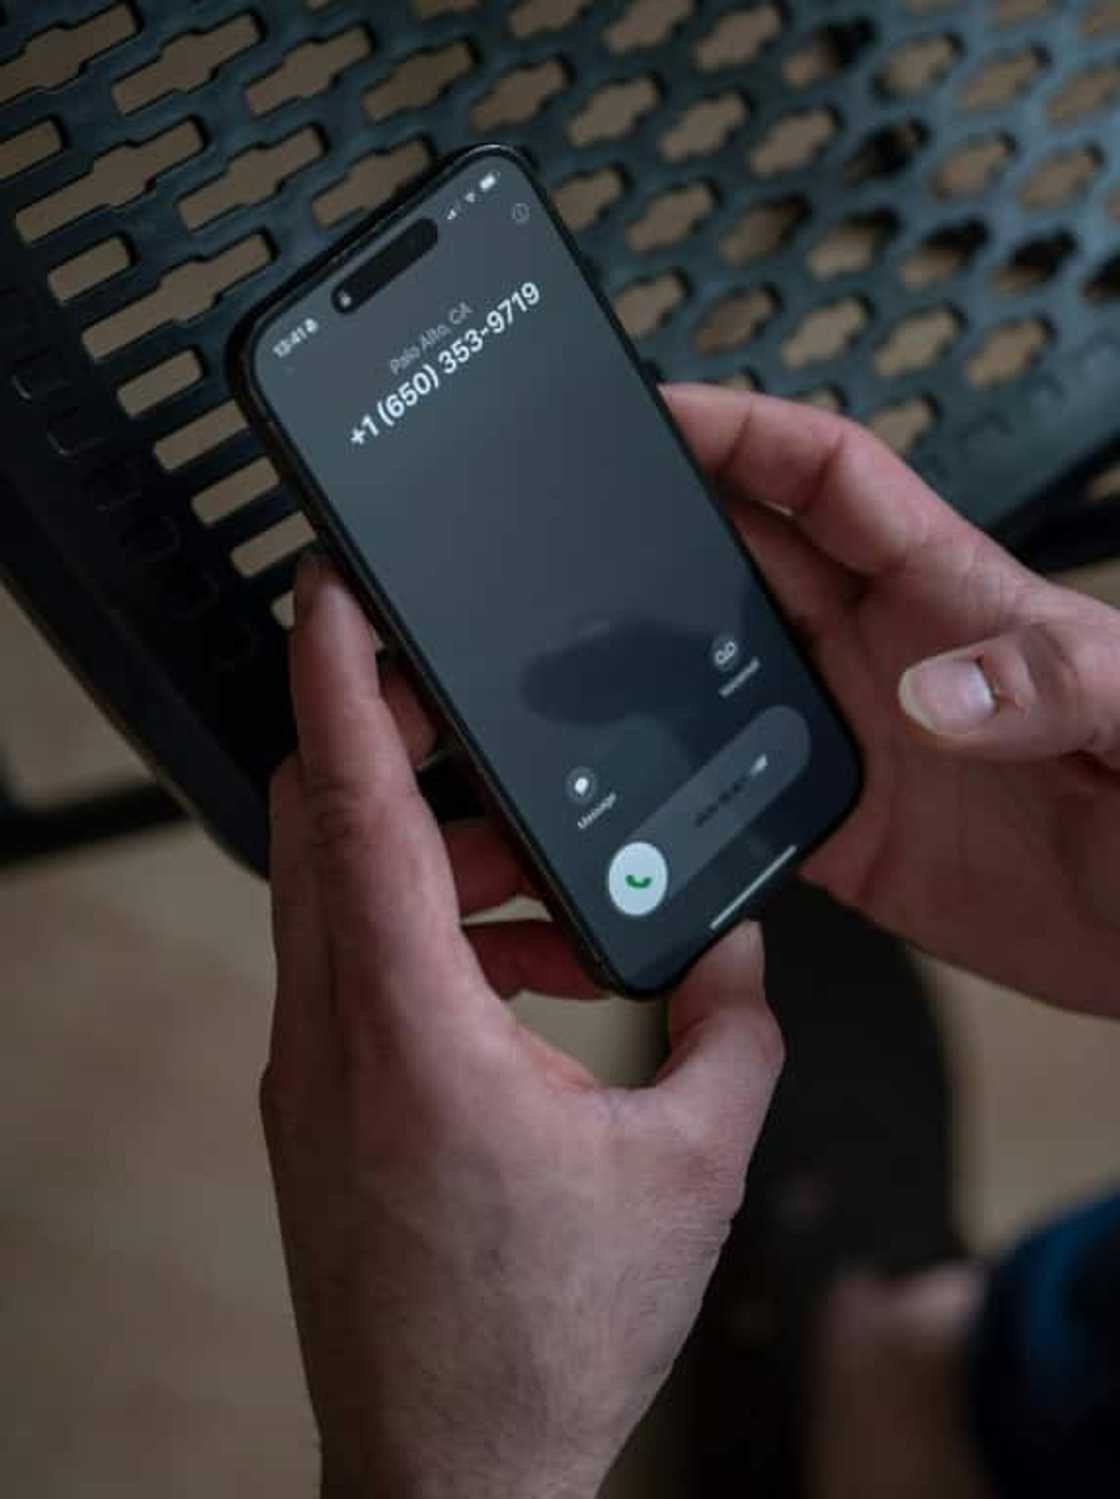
[{"left": 970, "top": 1192, "right": 1120, "bottom": 1497}]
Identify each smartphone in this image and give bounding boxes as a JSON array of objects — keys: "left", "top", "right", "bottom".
[{"left": 231, "top": 145, "right": 861, "bottom": 997}]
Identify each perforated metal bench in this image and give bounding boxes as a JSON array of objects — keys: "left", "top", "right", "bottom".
[{"left": 1, "top": 0, "right": 1118, "bottom": 871}]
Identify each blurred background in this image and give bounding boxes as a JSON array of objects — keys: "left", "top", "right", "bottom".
[{"left": 3, "top": 0, "right": 1120, "bottom": 1493}]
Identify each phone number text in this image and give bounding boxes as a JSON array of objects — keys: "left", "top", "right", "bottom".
[{"left": 349, "top": 282, "right": 542, "bottom": 447}]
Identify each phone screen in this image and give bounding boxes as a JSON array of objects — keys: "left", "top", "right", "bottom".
[{"left": 247, "top": 149, "right": 860, "bottom": 993}]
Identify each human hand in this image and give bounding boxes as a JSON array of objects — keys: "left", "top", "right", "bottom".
[
  {"left": 263, "top": 558, "right": 782, "bottom": 1499},
  {"left": 668, "top": 384, "right": 1120, "bottom": 1016}
]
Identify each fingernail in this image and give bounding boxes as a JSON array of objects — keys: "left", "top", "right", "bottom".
[
  {"left": 899, "top": 655, "right": 996, "bottom": 736},
  {"left": 293, "top": 550, "right": 322, "bottom": 624}
]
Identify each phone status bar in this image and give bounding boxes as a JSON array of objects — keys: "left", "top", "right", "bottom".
[{"left": 443, "top": 168, "right": 502, "bottom": 226}]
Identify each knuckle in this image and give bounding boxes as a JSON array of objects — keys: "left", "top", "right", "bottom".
[
  {"left": 302, "top": 772, "right": 377, "bottom": 865},
  {"left": 1024, "top": 619, "right": 1096, "bottom": 716}
]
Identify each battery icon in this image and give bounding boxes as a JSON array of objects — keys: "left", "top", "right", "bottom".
[{"left": 480, "top": 172, "right": 499, "bottom": 193}]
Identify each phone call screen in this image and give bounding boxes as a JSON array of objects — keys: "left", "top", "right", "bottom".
[{"left": 252, "top": 152, "right": 859, "bottom": 990}]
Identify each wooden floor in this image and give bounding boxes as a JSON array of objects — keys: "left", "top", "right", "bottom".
[{"left": 3, "top": 576, "right": 1120, "bottom": 1497}]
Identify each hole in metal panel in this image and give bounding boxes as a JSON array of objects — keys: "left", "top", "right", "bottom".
[
  {"left": 365, "top": 42, "right": 474, "bottom": 123},
  {"left": 785, "top": 21, "right": 874, "bottom": 90},
  {"left": 845, "top": 119, "right": 935, "bottom": 190},
  {"left": 180, "top": 127, "right": 324, "bottom": 231},
  {"left": 1048, "top": 61, "right": 1120, "bottom": 125},
  {"left": 48, "top": 236, "right": 132, "bottom": 303},
  {"left": 959, "top": 46, "right": 1047, "bottom": 111},
  {"left": 112, "top": 15, "right": 261, "bottom": 115},
  {"left": 0, "top": 5, "right": 137, "bottom": 105},
  {"left": 808, "top": 210, "right": 898, "bottom": 279},
  {"left": 1087, "top": 460, "right": 1120, "bottom": 502},
  {"left": 118, "top": 350, "right": 204, "bottom": 417},
  {"left": 0, "top": 120, "right": 63, "bottom": 181},
  {"left": 272, "top": 592, "right": 296, "bottom": 630},
  {"left": 993, "top": 0, "right": 1054, "bottom": 21},
  {"left": 751, "top": 108, "right": 838, "bottom": 177},
  {"left": 933, "top": 133, "right": 1013, "bottom": 197},
  {"left": 83, "top": 234, "right": 272, "bottom": 360},
  {"left": 154, "top": 400, "right": 247, "bottom": 472},
  {"left": 843, "top": 120, "right": 927, "bottom": 186},
  {"left": 231, "top": 512, "right": 314, "bottom": 577},
  {"left": 510, "top": 0, "right": 591, "bottom": 38},
  {"left": 192, "top": 456, "right": 279, "bottom": 525},
  {"left": 614, "top": 272, "right": 686, "bottom": 338},
  {"left": 1019, "top": 144, "right": 1102, "bottom": 209},
  {"left": 993, "top": 230, "right": 1075, "bottom": 295},
  {"left": 694, "top": 287, "right": 778, "bottom": 353},
  {"left": 966, "top": 316, "right": 1052, "bottom": 387},
  {"left": 606, "top": 0, "right": 694, "bottom": 54},
  {"left": 900, "top": 220, "right": 988, "bottom": 287},
  {"left": 799, "top": 385, "right": 845, "bottom": 411},
  {"left": 246, "top": 27, "right": 372, "bottom": 117},
  {"left": 627, "top": 181, "right": 716, "bottom": 252},
  {"left": 568, "top": 75, "right": 660, "bottom": 146},
  {"left": 869, "top": 396, "right": 937, "bottom": 455},
  {"left": 694, "top": 6, "right": 784, "bottom": 72},
  {"left": 312, "top": 139, "right": 432, "bottom": 229},
  {"left": 15, "top": 120, "right": 205, "bottom": 244},
  {"left": 719, "top": 196, "right": 808, "bottom": 266},
  {"left": 878, "top": 34, "right": 961, "bottom": 98},
  {"left": 781, "top": 297, "right": 869, "bottom": 369},
  {"left": 1083, "top": 1, "right": 1120, "bottom": 36},
  {"left": 552, "top": 166, "right": 626, "bottom": 230},
  {"left": 875, "top": 306, "right": 962, "bottom": 377},
  {"left": 660, "top": 92, "right": 748, "bottom": 162},
  {"left": 1084, "top": 253, "right": 1120, "bottom": 303},
  {"left": 473, "top": 59, "right": 569, "bottom": 131}
]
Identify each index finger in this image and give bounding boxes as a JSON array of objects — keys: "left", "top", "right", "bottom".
[
  {"left": 288, "top": 555, "right": 469, "bottom": 1005},
  {"left": 664, "top": 384, "right": 972, "bottom": 580}
]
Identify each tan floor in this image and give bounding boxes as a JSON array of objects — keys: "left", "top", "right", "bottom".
[{"left": 3, "top": 576, "right": 1120, "bottom": 1497}]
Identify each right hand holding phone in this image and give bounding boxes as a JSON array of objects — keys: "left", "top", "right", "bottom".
[
  {"left": 667, "top": 385, "right": 1120, "bottom": 1017},
  {"left": 265, "top": 558, "right": 782, "bottom": 1497}
]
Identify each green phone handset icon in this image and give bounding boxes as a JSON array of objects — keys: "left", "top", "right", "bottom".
[{"left": 609, "top": 843, "right": 669, "bottom": 917}]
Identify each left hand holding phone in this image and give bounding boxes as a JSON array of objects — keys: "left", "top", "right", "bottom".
[{"left": 264, "top": 555, "right": 783, "bottom": 1497}]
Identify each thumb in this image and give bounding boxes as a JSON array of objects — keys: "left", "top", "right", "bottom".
[
  {"left": 898, "top": 612, "right": 1120, "bottom": 762},
  {"left": 650, "top": 925, "right": 783, "bottom": 1170}
]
